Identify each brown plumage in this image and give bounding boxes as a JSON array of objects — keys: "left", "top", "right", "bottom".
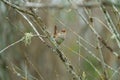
[{"left": 53, "top": 25, "right": 66, "bottom": 45}]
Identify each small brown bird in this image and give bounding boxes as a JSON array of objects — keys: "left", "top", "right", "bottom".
[{"left": 53, "top": 25, "right": 66, "bottom": 45}]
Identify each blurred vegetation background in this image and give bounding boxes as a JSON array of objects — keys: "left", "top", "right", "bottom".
[{"left": 0, "top": 0, "right": 120, "bottom": 80}]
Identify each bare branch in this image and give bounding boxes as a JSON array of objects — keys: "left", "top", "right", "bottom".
[
  {"left": 0, "top": 38, "right": 24, "bottom": 54},
  {"left": 1, "top": 0, "right": 81, "bottom": 80}
]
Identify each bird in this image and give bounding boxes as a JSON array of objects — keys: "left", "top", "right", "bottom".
[{"left": 53, "top": 25, "right": 66, "bottom": 45}]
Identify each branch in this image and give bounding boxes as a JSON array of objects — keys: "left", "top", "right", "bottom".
[
  {"left": 97, "top": 37, "right": 119, "bottom": 57},
  {"left": 0, "top": 38, "right": 24, "bottom": 54},
  {"left": 1, "top": 0, "right": 81, "bottom": 79},
  {"left": 1, "top": 0, "right": 34, "bottom": 16}
]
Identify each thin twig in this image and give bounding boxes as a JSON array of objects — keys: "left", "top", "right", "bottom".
[
  {"left": 24, "top": 54, "right": 45, "bottom": 80},
  {"left": 0, "top": 38, "right": 24, "bottom": 54},
  {"left": 98, "top": 35, "right": 118, "bottom": 57},
  {"left": 97, "top": 39, "right": 108, "bottom": 80},
  {"left": 10, "top": 64, "right": 38, "bottom": 80},
  {"left": 70, "top": 1, "right": 119, "bottom": 57},
  {"left": 92, "top": 17, "right": 113, "bottom": 33},
  {"left": 17, "top": 11, "right": 45, "bottom": 43},
  {"left": 99, "top": 2, "right": 120, "bottom": 48},
  {"left": 56, "top": 18, "right": 96, "bottom": 49},
  {"left": 109, "top": 66, "right": 120, "bottom": 80},
  {"left": 1, "top": 0, "right": 34, "bottom": 16},
  {"left": 63, "top": 43, "right": 102, "bottom": 79},
  {"left": 76, "top": 41, "right": 119, "bottom": 74},
  {"left": 1, "top": 0, "right": 81, "bottom": 79}
]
